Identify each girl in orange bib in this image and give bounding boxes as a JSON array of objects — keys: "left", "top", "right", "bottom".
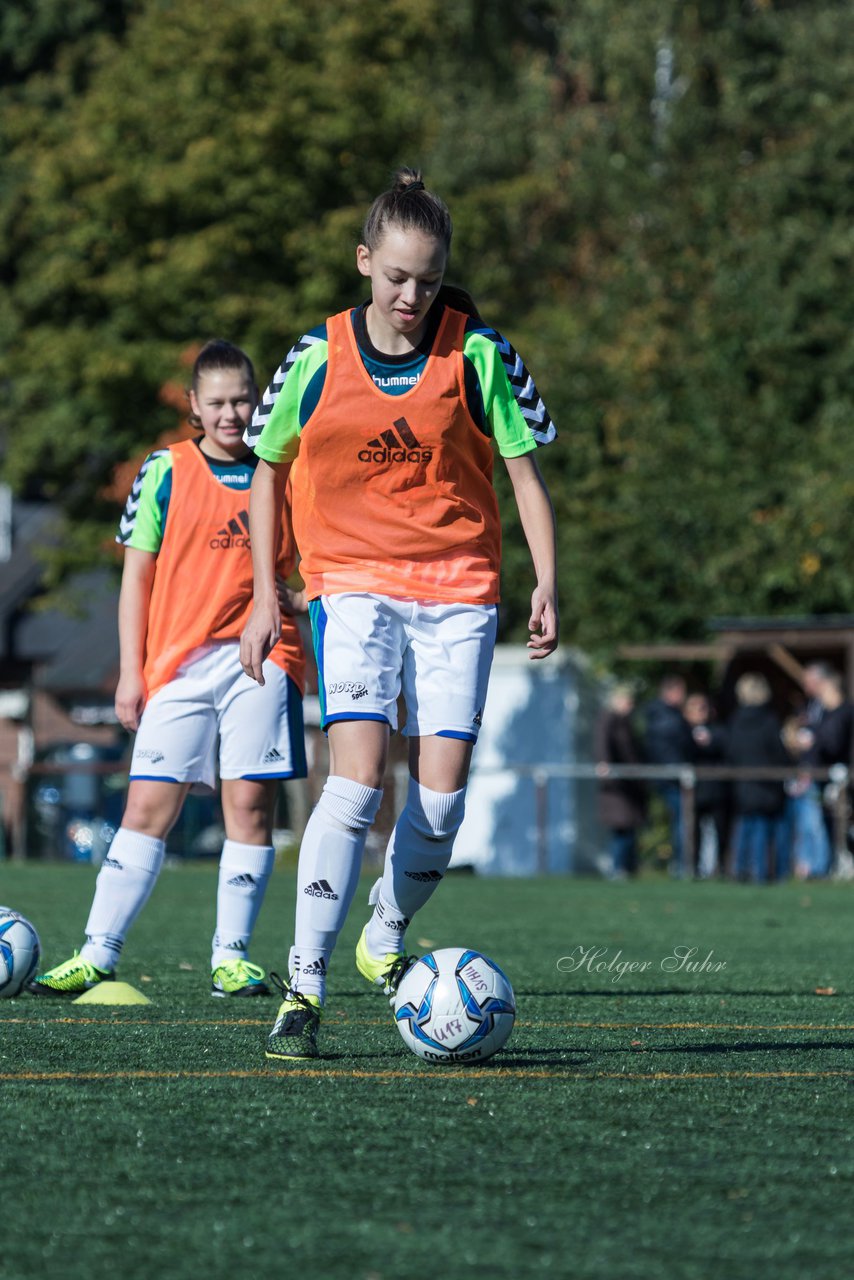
[
  {"left": 31, "top": 341, "right": 306, "bottom": 1000},
  {"left": 241, "top": 170, "right": 558, "bottom": 1059}
]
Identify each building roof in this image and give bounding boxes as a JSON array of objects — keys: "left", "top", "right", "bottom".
[
  {"left": 709, "top": 615, "right": 854, "bottom": 634},
  {"left": 0, "top": 502, "right": 59, "bottom": 659},
  {"left": 15, "top": 569, "right": 119, "bottom": 693},
  {"left": 0, "top": 500, "right": 119, "bottom": 694}
]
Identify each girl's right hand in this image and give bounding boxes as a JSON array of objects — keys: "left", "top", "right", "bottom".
[
  {"left": 240, "top": 601, "right": 281, "bottom": 685},
  {"left": 115, "top": 672, "right": 147, "bottom": 732},
  {"left": 527, "top": 583, "right": 559, "bottom": 660}
]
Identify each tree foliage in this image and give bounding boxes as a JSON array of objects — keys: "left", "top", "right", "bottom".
[{"left": 2, "top": 0, "right": 853, "bottom": 655}]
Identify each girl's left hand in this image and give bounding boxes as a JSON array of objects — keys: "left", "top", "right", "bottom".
[
  {"left": 276, "top": 576, "right": 307, "bottom": 615},
  {"left": 527, "top": 585, "right": 559, "bottom": 660}
]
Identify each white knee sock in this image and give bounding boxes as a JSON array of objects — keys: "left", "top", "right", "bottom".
[
  {"left": 365, "top": 780, "right": 466, "bottom": 958},
  {"left": 81, "top": 828, "right": 165, "bottom": 971},
  {"left": 289, "top": 776, "right": 382, "bottom": 1003},
  {"left": 211, "top": 840, "right": 275, "bottom": 969}
]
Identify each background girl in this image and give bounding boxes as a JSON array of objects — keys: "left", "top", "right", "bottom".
[{"left": 32, "top": 340, "right": 306, "bottom": 998}]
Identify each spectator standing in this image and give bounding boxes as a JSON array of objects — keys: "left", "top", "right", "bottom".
[
  {"left": 782, "top": 661, "right": 836, "bottom": 877},
  {"left": 811, "top": 668, "right": 854, "bottom": 865},
  {"left": 726, "top": 673, "right": 791, "bottom": 882},
  {"left": 781, "top": 715, "right": 831, "bottom": 880},
  {"left": 811, "top": 669, "right": 854, "bottom": 768},
  {"left": 801, "top": 662, "right": 833, "bottom": 741},
  {"left": 643, "top": 674, "right": 694, "bottom": 876},
  {"left": 595, "top": 686, "right": 647, "bottom": 879},
  {"left": 684, "top": 692, "right": 731, "bottom": 877}
]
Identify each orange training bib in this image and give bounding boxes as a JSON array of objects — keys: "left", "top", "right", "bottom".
[
  {"left": 291, "top": 306, "right": 501, "bottom": 603},
  {"left": 142, "top": 440, "right": 305, "bottom": 697}
]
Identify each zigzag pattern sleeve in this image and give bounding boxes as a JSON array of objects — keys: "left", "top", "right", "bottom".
[
  {"left": 481, "top": 327, "right": 557, "bottom": 447},
  {"left": 245, "top": 333, "right": 324, "bottom": 449},
  {"left": 116, "top": 449, "right": 169, "bottom": 546}
]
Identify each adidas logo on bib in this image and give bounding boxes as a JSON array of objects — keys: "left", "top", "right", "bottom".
[
  {"left": 358, "top": 417, "right": 432, "bottom": 465},
  {"left": 210, "top": 509, "right": 251, "bottom": 549}
]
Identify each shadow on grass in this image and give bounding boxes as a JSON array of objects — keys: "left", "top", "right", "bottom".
[
  {"left": 262, "top": 1044, "right": 594, "bottom": 1070},
  {"left": 486, "top": 1046, "right": 592, "bottom": 1068},
  {"left": 516, "top": 989, "right": 838, "bottom": 999},
  {"left": 643, "top": 1039, "right": 854, "bottom": 1055}
]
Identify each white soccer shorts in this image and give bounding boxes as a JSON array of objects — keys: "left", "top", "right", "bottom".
[
  {"left": 130, "top": 641, "right": 305, "bottom": 789},
  {"left": 308, "top": 594, "right": 498, "bottom": 741}
]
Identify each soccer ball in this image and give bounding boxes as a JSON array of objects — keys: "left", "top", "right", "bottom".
[
  {"left": 0, "top": 907, "right": 41, "bottom": 998},
  {"left": 394, "top": 947, "right": 516, "bottom": 1065}
]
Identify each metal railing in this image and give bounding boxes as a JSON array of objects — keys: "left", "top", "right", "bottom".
[
  {"left": 583, "top": 763, "right": 850, "bottom": 872},
  {"left": 394, "top": 762, "right": 851, "bottom": 875},
  {"left": 12, "top": 757, "right": 852, "bottom": 874}
]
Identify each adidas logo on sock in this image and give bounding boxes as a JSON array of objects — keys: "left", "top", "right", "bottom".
[
  {"left": 300, "top": 957, "right": 327, "bottom": 976},
  {"left": 357, "top": 416, "right": 432, "bottom": 465},
  {"left": 223, "top": 940, "right": 248, "bottom": 952},
  {"left": 404, "top": 869, "right": 444, "bottom": 883},
  {"left": 376, "top": 900, "right": 410, "bottom": 929},
  {"left": 210, "top": 509, "right": 251, "bottom": 549},
  {"left": 304, "top": 879, "right": 339, "bottom": 900},
  {"left": 262, "top": 747, "right": 285, "bottom": 763},
  {"left": 227, "top": 874, "right": 257, "bottom": 889},
  {"left": 87, "top": 933, "right": 124, "bottom": 956},
  {"left": 102, "top": 857, "right": 123, "bottom": 871}
]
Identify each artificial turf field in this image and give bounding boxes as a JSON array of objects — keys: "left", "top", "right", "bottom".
[{"left": 1, "top": 862, "right": 853, "bottom": 1280}]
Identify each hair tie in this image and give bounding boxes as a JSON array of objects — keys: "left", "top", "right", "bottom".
[{"left": 401, "top": 179, "right": 425, "bottom": 193}]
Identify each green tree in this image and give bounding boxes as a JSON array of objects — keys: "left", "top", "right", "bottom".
[
  {"left": 0, "top": 0, "right": 137, "bottom": 83},
  {"left": 3, "top": 0, "right": 854, "bottom": 658},
  {"left": 0, "top": 0, "right": 440, "bottom": 581},
  {"left": 528, "top": 0, "right": 854, "bottom": 655},
  {"left": 0, "top": 0, "right": 566, "bottom": 620}
]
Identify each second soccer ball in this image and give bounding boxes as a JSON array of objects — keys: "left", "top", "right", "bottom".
[{"left": 0, "top": 907, "right": 41, "bottom": 998}]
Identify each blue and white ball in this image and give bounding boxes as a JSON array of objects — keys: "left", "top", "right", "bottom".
[
  {"left": 394, "top": 947, "right": 516, "bottom": 1065},
  {"left": 0, "top": 907, "right": 41, "bottom": 998}
]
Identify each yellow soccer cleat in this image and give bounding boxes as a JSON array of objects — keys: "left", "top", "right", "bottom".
[
  {"left": 355, "top": 926, "right": 415, "bottom": 1004},
  {"left": 211, "top": 958, "right": 270, "bottom": 998},
  {"left": 265, "top": 976, "right": 323, "bottom": 1061},
  {"left": 28, "top": 951, "right": 115, "bottom": 997}
]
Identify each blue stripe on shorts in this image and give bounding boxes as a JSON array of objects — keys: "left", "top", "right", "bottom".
[
  {"left": 309, "top": 601, "right": 390, "bottom": 734},
  {"left": 286, "top": 673, "right": 307, "bottom": 777},
  {"left": 308, "top": 598, "right": 328, "bottom": 728},
  {"left": 324, "top": 711, "right": 391, "bottom": 730},
  {"left": 128, "top": 774, "right": 181, "bottom": 783}
]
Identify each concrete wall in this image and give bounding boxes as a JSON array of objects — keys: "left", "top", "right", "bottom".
[{"left": 451, "top": 646, "right": 606, "bottom": 875}]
